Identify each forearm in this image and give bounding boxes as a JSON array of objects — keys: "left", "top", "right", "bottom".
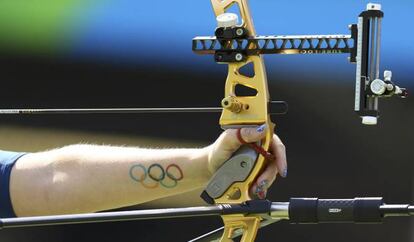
[{"left": 10, "top": 144, "right": 211, "bottom": 216}]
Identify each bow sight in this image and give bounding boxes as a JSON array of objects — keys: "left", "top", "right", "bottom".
[{"left": 193, "top": 2, "right": 407, "bottom": 125}]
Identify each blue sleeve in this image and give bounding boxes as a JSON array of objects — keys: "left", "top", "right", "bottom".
[{"left": 0, "top": 150, "right": 27, "bottom": 218}]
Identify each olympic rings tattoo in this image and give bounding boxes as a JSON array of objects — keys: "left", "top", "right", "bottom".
[
  {"left": 129, "top": 163, "right": 184, "bottom": 189},
  {"left": 141, "top": 179, "right": 159, "bottom": 189},
  {"left": 160, "top": 179, "right": 177, "bottom": 189},
  {"left": 129, "top": 164, "right": 146, "bottom": 182},
  {"left": 148, "top": 164, "right": 165, "bottom": 181},
  {"left": 166, "top": 164, "right": 183, "bottom": 181}
]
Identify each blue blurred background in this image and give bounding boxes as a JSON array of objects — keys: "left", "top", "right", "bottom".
[
  {"left": 0, "top": 0, "right": 412, "bottom": 81},
  {"left": 0, "top": 0, "right": 412, "bottom": 242},
  {"left": 72, "top": 0, "right": 414, "bottom": 82}
]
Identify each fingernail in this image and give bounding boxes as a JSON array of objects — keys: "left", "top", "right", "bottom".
[
  {"left": 282, "top": 168, "right": 288, "bottom": 178},
  {"left": 257, "top": 189, "right": 267, "bottom": 199},
  {"left": 255, "top": 186, "right": 266, "bottom": 199},
  {"left": 256, "top": 124, "right": 267, "bottom": 133},
  {"left": 259, "top": 179, "right": 269, "bottom": 188},
  {"left": 255, "top": 180, "right": 269, "bottom": 199}
]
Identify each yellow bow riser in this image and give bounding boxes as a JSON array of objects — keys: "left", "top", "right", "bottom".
[{"left": 211, "top": 0, "right": 275, "bottom": 241}]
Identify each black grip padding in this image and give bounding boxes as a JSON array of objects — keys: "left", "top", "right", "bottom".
[
  {"left": 289, "top": 198, "right": 318, "bottom": 223},
  {"left": 289, "top": 197, "right": 384, "bottom": 224},
  {"left": 317, "top": 199, "right": 355, "bottom": 222},
  {"left": 353, "top": 197, "right": 384, "bottom": 223}
]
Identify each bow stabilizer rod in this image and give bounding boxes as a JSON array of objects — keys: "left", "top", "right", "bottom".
[
  {"left": 0, "top": 198, "right": 411, "bottom": 240},
  {"left": 190, "top": 197, "right": 414, "bottom": 242}
]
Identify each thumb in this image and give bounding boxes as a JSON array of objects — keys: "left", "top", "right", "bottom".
[
  {"left": 239, "top": 124, "right": 268, "bottom": 144},
  {"left": 224, "top": 124, "right": 268, "bottom": 152},
  {"left": 208, "top": 124, "right": 268, "bottom": 174}
]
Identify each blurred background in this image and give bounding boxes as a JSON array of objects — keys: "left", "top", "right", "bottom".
[{"left": 0, "top": 0, "right": 412, "bottom": 241}]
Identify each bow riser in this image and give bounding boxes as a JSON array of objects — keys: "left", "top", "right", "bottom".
[{"left": 210, "top": 0, "right": 274, "bottom": 241}]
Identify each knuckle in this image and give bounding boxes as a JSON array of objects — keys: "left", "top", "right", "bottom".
[
  {"left": 221, "top": 129, "right": 240, "bottom": 146},
  {"left": 222, "top": 129, "right": 235, "bottom": 139},
  {"left": 276, "top": 142, "right": 285, "bottom": 151},
  {"left": 241, "top": 128, "right": 254, "bottom": 142}
]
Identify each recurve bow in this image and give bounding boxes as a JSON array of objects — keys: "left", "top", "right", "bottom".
[{"left": 0, "top": 2, "right": 411, "bottom": 242}]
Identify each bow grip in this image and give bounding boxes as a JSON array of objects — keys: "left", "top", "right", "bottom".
[{"left": 201, "top": 145, "right": 258, "bottom": 204}]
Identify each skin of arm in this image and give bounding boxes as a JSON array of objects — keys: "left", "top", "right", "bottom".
[{"left": 9, "top": 126, "right": 287, "bottom": 216}]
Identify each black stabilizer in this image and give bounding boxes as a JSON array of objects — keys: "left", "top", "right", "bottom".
[
  {"left": 244, "top": 200, "right": 273, "bottom": 214},
  {"left": 354, "top": 197, "right": 384, "bottom": 223},
  {"left": 289, "top": 197, "right": 384, "bottom": 224},
  {"left": 289, "top": 198, "right": 318, "bottom": 223},
  {"left": 221, "top": 200, "right": 273, "bottom": 215}
]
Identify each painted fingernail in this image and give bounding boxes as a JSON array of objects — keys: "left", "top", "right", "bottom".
[
  {"left": 255, "top": 186, "right": 265, "bottom": 199},
  {"left": 256, "top": 124, "right": 267, "bottom": 133},
  {"left": 282, "top": 168, "right": 288, "bottom": 178},
  {"left": 259, "top": 179, "right": 269, "bottom": 188},
  {"left": 257, "top": 189, "right": 267, "bottom": 199},
  {"left": 255, "top": 180, "right": 269, "bottom": 199}
]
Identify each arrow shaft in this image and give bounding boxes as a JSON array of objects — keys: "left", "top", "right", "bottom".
[{"left": 0, "top": 107, "right": 223, "bottom": 115}]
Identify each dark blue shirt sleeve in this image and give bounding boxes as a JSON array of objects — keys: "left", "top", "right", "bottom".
[{"left": 0, "top": 150, "right": 27, "bottom": 218}]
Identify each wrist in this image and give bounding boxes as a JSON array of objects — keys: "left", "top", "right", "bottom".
[{"left": 191, "top": 145, "right": 213, "bottom": 182}]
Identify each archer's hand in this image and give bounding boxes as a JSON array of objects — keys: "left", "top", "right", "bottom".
[{"left": 207, "top": 125, "right": 287, "bottom": 199}]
